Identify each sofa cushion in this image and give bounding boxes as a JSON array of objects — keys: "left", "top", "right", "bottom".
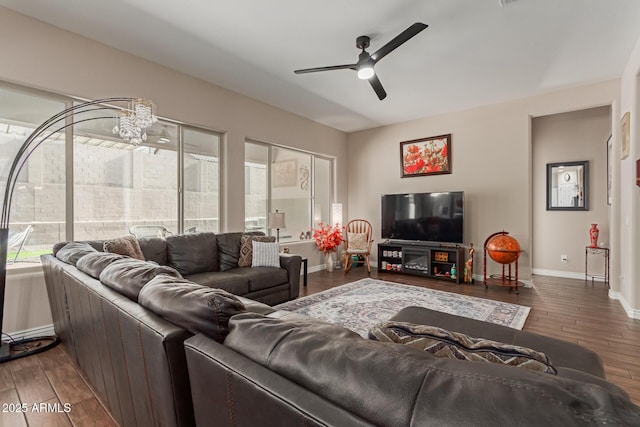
[
  {"left": 184, "top": 271, "right": 250, "bottom": 295},
  {"left": 138, "top": 237, "right": 169, "bottom": 265},
  {"left": 238, "top": 235, "right": 276, "bottom": 267},
  {"left": 223, "top": 312, "right": 438, "bottom": 427},
  {"left": 369, "top": 321, "right": 557, "bottom": 375},
  {"left": 225, "top": 267, "right": 288, "bottom": 292},
  {"left": 225, "top": 313, "right": 640, "bottom": 427},
  {"left": 99, "top": 258, "right": 182, "bottom": 301},
  {"left": 76, "top": 252, "right": 127, "bottom": 279},
  {"left": 139, "top": 274, "right": 246, "bottom": 343},
  {"left": 53, "top": 240, "right": 104, "bottom": 257},
  {"left": 166, "top": 232, "right": 218, "bottom": 275},
  {"left": 216, "top": 232, "right": 244, "bottom": 271},
  {"left": 235, "top": 296, "right": 277, "bottom": 316},
  {"left": 55, "top": 242, "right": 98, "bottom": 266},
  {"left": 555, "top": 367, "right": 629, "bottom": 399},
  {"left": 103, "top": 235, "right": 145, "bottom": 260}
]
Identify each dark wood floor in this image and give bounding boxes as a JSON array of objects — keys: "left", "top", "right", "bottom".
[
  {"left": 0, "top": 343, "right": 116, "bottom": 426},
  {"left": 1, "top": 269, "right": 638, "bottom": 426}
]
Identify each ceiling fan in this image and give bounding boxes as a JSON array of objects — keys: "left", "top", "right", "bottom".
[{"left": 294, "top": 23, "right": 428, "bottom": 100}]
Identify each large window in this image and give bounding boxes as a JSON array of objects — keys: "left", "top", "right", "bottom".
[
  {"left": 73, "top": 117, "right": 180, "bottom": 240},
  {"left": 1, "top": 83, "right": 222, "bottom": 264},
  {"left": 244, "top": 140, "right": 334, "bottom": 243},
  {"left": 0, "top": 87, "right": 66, "bottom": 263},
  {"left": 183, "top": 127, "right": 220, "bottom": 233},
  {"left": 245, "top": 142, "right": 268, "bottom": 233}
]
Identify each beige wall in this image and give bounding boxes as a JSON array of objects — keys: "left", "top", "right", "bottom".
[
  {"left": 4, "top": 268, "right": 51, "bottom": 334},
  {"left": 531, "top": 107, "right": 611, "bottom": 277},
  {"left": 347, "top": 81, "right": 619, "bottom": 282},
  {"left": 617, "top": 34, "right": 640, "bottom": 317},
  {"left": 0, "top": 7, "right": 347, "bottom": 333}
]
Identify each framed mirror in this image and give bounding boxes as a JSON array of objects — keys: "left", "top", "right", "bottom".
[{"left": 547, "top": 161, "right": 589, "bottom": 211}]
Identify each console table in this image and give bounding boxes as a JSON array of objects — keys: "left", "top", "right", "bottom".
[{"left": 584, "top": 246, "right": 609, "bottom": 286}]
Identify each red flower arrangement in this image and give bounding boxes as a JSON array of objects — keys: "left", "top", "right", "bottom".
[{"left": 312, "top": 222, "right": 343, "bottom": 255}]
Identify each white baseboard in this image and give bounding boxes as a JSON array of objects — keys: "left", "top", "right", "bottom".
[
  {"left": 532, "top": 268, "right": 598, "bottom": 281},
  {"left": 307, "top": 264, "right": 325, "bottom": 274},
  {"left": 5, "top": 324, "right": 55, "bottom": 341},
  {"left": 608, "top": 290, "right": 640, "bottom": 319}
]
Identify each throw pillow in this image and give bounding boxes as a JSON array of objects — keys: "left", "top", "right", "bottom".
[
  {"left": 139, "top": 274, "right": 246, "bottom": 343},
  {"left": 251, "top": 241, "right": 280, "bottom": 268},
  {"left": 348, "top": 232, "right": 368, "bottom": 251},
  {"left": 238, "top": 235, "right": 276, "bottom": 267},
  {"left": 369, "top": 321, "right": 557, "bottom": 375},
  {"left": 55, "top": 242, "right": 98, "bottom": 266},
  {"left": 103, "top": 235, "right": 145, "bottom": 261}
]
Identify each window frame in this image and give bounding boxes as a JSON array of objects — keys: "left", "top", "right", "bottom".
[
  {"left": 244, "top": 138, "right": 335, "bottom": 242},
  {"left": 1, "top": 81, "right": 223, "bottom": 265}
]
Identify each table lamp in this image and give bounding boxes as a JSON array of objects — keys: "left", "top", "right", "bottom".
[{"left": 268, "top": 210, "right": 286, "bottom": 242}]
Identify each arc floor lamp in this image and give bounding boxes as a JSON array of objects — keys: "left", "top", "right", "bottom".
[{"left": 0, "top": 97, "right": 156, "bottom": 362}]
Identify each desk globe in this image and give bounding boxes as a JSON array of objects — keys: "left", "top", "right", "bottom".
[
  {"left": 486, "top": 233, "right": 520, "bottom": 264},
  {"left": 483, "top": 231, "right": 522, "bottom": 294}
]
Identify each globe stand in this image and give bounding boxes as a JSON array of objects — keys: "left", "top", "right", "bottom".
[{"left": 483, "top": 231, "right": 522, "bottom": 294}]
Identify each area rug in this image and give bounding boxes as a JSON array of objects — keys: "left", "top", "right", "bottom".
[{"left": 275, "top": 278, "right": 530, "bottom": 337}]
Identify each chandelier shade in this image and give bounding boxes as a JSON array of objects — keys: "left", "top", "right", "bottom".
[{"left": 113, "top": 98, "right": 157, "bottom": 144}]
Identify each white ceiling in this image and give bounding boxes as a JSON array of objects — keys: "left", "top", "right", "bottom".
[{"left": 1, "top": 0, "right": 640, "bottom": 132}]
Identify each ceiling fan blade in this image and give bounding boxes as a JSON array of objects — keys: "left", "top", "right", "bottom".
[
  {"left": 294, "top": 64, "right": 357, "bottom": 74},
  {"left": 369, "top": 74, "right": 387, "bottom": 100},
  {"left": 370, "top": 22, "right": 428, "bottom": 63}
]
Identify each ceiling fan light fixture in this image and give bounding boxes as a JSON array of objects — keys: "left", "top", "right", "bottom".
[
  {"left": 294, "top": 23, "right": 427, "bottom": 98},
  {"left": 357, "top": 64, "right": 375, "bottom": 80}
]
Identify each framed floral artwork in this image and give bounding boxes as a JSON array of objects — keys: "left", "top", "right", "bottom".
[{"left": 400, "top": 134, "right": 452, "bottom": 178}]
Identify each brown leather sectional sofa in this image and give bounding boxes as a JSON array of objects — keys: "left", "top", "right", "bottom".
[
  {"left": 185, "top": 308, "right": 640, "bottom": 426},
  {"left": 42, "top": 232, "right": 640, "bottom": 426},
  {"left": 42, "top": 231, "right": 301, "bottom": 427}
]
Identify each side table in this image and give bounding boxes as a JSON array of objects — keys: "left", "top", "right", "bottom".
[
  {"left": 584, "top": 246, "right": 609, "bottom": 287},
  {"left": 301, "top": 258, "right": 308, "bottom": 286}
]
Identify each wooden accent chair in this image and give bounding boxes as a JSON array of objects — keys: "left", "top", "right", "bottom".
[{"left": 343, "top": 219, "right": 373, "bottom": 273}]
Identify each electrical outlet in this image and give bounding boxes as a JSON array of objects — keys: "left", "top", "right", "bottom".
[{"left": 561, "top": 255, "right": 568, "bottom": 262}]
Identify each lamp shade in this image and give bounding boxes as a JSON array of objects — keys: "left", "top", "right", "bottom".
[{"left": 268, "top": 210, "right": 286, "bottom": 229}]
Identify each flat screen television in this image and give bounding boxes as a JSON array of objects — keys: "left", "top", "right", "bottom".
[{"left": 381, "top": 191, "right": 464, "bottom": 244}]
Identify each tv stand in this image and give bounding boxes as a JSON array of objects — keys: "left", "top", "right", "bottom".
[
  {"left": 378, "top": 242, "right": 464, "bottom": 284},
  {"left": 388, "top": 239, "right": 442, "bottom": 247}
]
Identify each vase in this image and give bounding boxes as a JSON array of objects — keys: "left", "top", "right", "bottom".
[
  {"left": 589, "top": 224, "right": 599, "bottom": 248},
  {"left": 325, "top": 252, "right": 334, "bottom": 272}
]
